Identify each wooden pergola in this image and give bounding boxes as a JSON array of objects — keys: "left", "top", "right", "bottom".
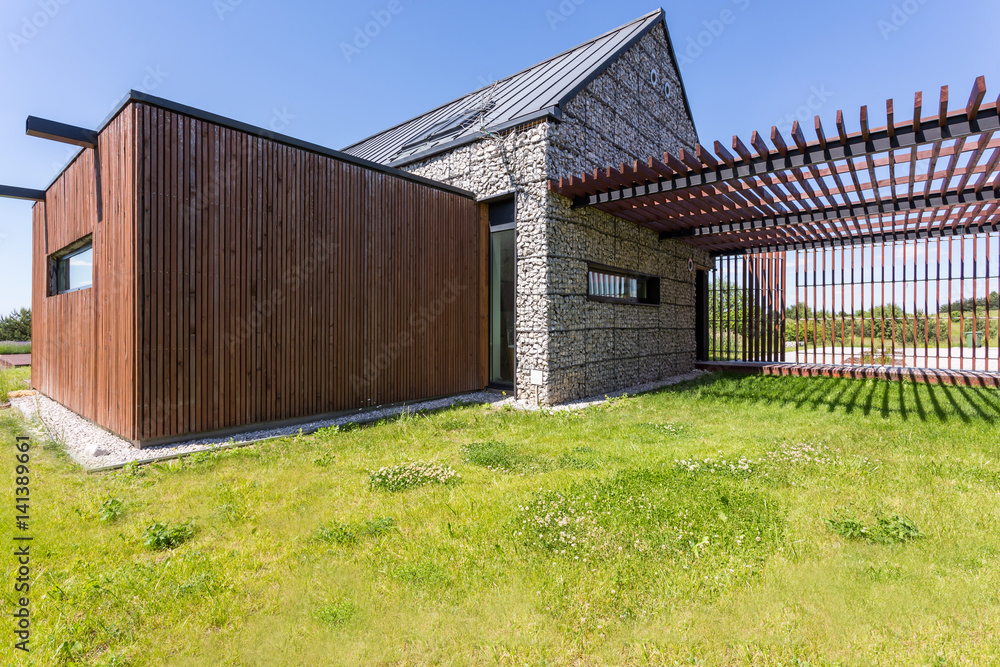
[{"left": 549, "top": 77, "right": 1000, "bottom": 257}]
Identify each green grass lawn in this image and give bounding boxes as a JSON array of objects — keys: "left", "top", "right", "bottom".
[
  {"left": 0, "top": 341, "right": 31, "bottom": 355},
  {"left": 2, "top": 370, "right": 1000, "bottom": 666}
]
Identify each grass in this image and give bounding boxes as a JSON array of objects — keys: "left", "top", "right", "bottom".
[
  {"left": 1, "top": 365, "right": 30, "bottom": 400},
  {"left": 0, "top": 340, "right": 31, "bottom": 355},
  {"left": 2, "top": 368, "right": 1000, "bottom": 665}
]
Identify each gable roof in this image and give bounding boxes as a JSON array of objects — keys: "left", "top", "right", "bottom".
[{"left": 342, "top": 8, "right": 694, "bottom": 167}]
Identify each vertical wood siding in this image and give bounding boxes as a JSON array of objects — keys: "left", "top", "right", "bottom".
[
  {"left": 31, "top": 109, "right": 138, "bottom": 439},
  {"left": 134, "top": 104, "right": 483, "bottom": 443}
]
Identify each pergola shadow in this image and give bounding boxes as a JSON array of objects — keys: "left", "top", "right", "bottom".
[{"left": 678, "top": 369, "right": 1000, "bottom": 425}]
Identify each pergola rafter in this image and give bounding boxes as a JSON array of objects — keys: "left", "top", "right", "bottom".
[{"left": 549, "top": 77, "right": 1000, "bottom": 256}]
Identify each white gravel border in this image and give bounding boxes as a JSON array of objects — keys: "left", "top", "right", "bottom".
[
  {"left": 9, "top": 370, "right": 705, "bottom": 471},
  {"left": 512, "top": 370, "right": 705, "bottom": 411}
]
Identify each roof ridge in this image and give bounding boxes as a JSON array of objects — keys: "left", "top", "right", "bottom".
[{"left": 342, "top": 9, "right": 664, "bottom": 152}]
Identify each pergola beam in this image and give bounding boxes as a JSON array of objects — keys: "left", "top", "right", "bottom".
[
  {"left": 570, "top": 105, "right": 1000, "bottom": 209},
  {"left": 707, "top": 218, "right": 1000, "bottom": 257},
  {"left": 26, "top": 116, "right": 98, "bottom": 148},
  {"left": 659, "top": 186, "right": 1000, "bottom": 240},
  {"left": 0, "top": 185, "right": 46, "bottom": 201}
]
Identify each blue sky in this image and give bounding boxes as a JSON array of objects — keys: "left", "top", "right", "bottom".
[{"left": 1, "top": 0, "right": 998, "bottom": 314}]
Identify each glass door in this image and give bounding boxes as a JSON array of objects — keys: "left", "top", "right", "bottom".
[
  {"left": 488, "top": 197, "right": 516, "bottom": 387},
  {"left": 490, "top": 229, "right": 516, "bottom": 386}
]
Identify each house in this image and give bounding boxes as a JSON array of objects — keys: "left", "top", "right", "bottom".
[
  {"left": 3, "top": 9, "right": 715, "bottom": 446},
  {"left": 343, "top": 8, "right": 708, "bottom": 404}
]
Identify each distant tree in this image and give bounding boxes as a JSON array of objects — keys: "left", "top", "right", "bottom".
[
  {"left": 711, "top": 282, "right": 746, "bottom": 328},
  {"left": 785, "top": 303, "right": 812, "bottom": 320},
  {"left": 0, "top": 308, "right": 31, "bottom": 341},
  {"left": 991, "top": 291, "right": 1000, "bottom": 309}
]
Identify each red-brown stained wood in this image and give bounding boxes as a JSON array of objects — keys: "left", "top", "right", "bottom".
[
  {"left": 31, "top": 109, "right": 138, "bottom": 439},
  {"left": 33, "top": 100, "right": 484, "bottom": 446}
]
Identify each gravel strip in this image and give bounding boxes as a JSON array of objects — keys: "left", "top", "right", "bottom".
[
  {"left": 9, "top": 370, "right": 705, "bottom": 471},
  {"left": 11, "top": 391, "right": 508, "bottom": 471},
  {"left": 512, "top": 370, "right": 706, "bottom": 411}
]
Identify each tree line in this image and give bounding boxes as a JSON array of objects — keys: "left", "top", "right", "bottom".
[{"left": 0, "top": 309, "right": 31, "bottom": 341}]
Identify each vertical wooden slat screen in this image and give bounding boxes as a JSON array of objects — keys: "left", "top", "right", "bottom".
[
  {"left": 33, "top": 100, "right": 483, "bottom": 446},
  {"left": 708, "top": 236, "right": 1000, "bottom": 372},
  {"left": 709, "top": 251, "right": 786, "bottom": 363},
  {"left": 133, "top": 104, "right": 483, "bottom": 444}
]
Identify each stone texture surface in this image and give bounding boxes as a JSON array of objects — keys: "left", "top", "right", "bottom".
[{"left": 404, "top": 26, "right": 710, "bottom": 405}]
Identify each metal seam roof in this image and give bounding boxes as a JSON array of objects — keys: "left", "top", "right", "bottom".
[{"left": 342, "top": 9, "right": 678, "bottom": 167}]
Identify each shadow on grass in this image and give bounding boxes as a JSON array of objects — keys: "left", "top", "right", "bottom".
[{"left": 668, "top": 372, "right": 998, "bottom": 424}]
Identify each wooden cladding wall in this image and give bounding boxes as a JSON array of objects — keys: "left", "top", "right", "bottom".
[
  {"left": 31, "top": 109, "right": 138, "bottom": 439},
  {"left": 134, "top": 104, "right": 484, "bottom": 444}
]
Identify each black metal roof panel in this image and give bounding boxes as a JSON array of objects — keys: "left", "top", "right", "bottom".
[{"left": 342, "top": 9, "right": 674, "bottom": 167}]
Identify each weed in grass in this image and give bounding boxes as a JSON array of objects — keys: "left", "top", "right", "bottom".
[
  {"left": 765, "top": 441, "right": 842, "bottom": 466},
  {"left": 516, "top": 469, "right": 783, "bottom": 625},
  {"left": 391, "top": 560, "right": 451, "bottom": 587},
  {"left": 874, "top": 513, "right": 926, "bottom": 544},
  {"left": 675, "top": 455, "right": 754, "bottom": 477},
  {"left": 557, "top": 446, "right": 601, "bottom": 470},
  {"left": 99, "top": 498, "right": 125, "bottom": 523},
  {"left": 462, "top": 441, "right": 527, "bottom": 473},
  {"left": 825, "top": 511, "right": 926, "bottom": 545},
  {"left": 143, "top": 521, "right": 195, "bottom": 550},
  {"left": 55, "top": 640, "right": 84, "bottom": 663},
  {"left": 315, "top": 517, "right": 395, "bottom": 545},
  {"left": 151, "top": 458, "right": 188, "bottom": 474},
  {"left": 119, "top": 460, "right": 143, "bottom": 478},
  {"left": 368, "top": 461, "right": 459, "bottom": 492},
  {"left": 215, "top": 482, "right": 256, "bottom": 525},
  {"left": 313, "top": 451, "right": 336, "bottom": 467},
  {"left": 825, "top": 514, "right": 870, "bottom": 540},
  {"left": 639, "top": 422, "right": 685, "bottom": 436},
  {"left": 314, "top": 598, "right": 357, "bottom": 626},
  {"left": 187, "top": 450, "right": 216, "bottom": 467}
]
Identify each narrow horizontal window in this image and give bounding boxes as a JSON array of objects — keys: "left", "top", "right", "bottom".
[
  {"left": 49, "top": 236, "right": 93, "bottom": 295},
  {"left": 587, "top": 264, "right": 660, "bottom": 305}
]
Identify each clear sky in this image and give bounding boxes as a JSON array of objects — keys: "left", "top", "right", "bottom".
[{"left": 1, "top": 0, "right": 998, "bottom": 315}]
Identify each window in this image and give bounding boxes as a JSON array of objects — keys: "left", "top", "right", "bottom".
[
  {"left": 49, "top": 236, "right": 93, "bottom": 295},
  {"left": 400, "top": 101, "right": 495, "bottom": 153},
  {"left": 587, "top": 264, "right": 660, "bottom": 305}
]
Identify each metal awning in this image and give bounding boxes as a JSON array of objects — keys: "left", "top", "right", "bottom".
[{"left": 549, "top": 77, "right": 1000, "bottom": 256}]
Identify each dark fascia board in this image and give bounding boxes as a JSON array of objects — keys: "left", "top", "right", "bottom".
[
  {"left": 40, "top": 90, "right": 477, "bottom": 200},
  {"left": 0, "top": 185, "right": 46, "bottom": 202},
  {"left": 26, "top": 116, "right": 99, "bottom": 148},
  {"left": 388, "top": 106, "right": 562, "bottom": 168}
]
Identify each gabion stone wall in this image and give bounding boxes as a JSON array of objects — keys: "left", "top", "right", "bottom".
[
  {"left": 544, "top": 27, "right": 711, "bottom": 403},
  {"left": 404, "top": 25, "right": 710, "bottom": 404}
]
